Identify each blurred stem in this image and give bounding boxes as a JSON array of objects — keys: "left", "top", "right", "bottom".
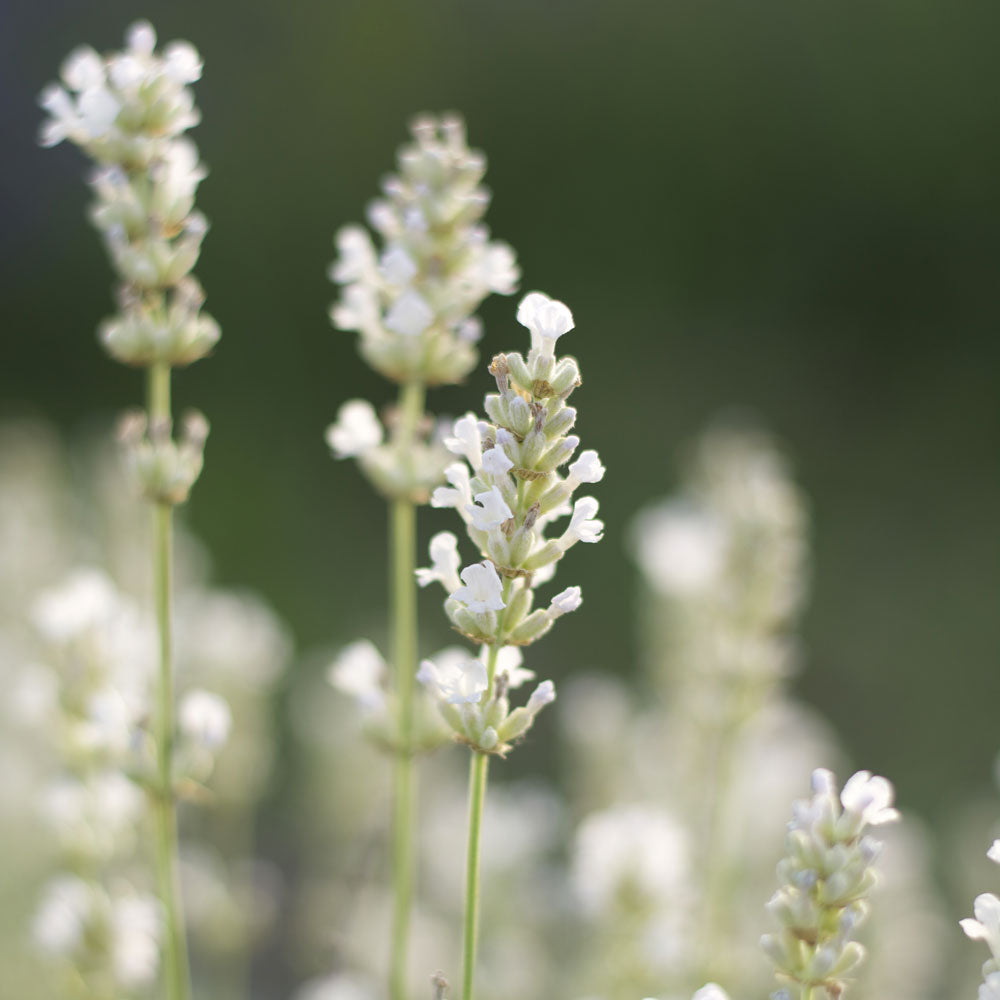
[
  {"left": 389, "top": 379, "right": 425, "bottom": 1000},
  {"left": 147, "top": 362, "right": 192, "bottom": 1000}
]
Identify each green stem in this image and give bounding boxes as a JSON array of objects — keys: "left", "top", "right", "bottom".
[
  {"left": 460, "top": 588, "right": 511, "bottom": 1000},
  {"left": 389, "top": 380, "right": 425, "bottom": 1000},
  {"left": 147, "top": 362, "right": 191, "bottom": 1000},
  {"left": 461, "top": 751, "right": 489, "bottom": 1000}
]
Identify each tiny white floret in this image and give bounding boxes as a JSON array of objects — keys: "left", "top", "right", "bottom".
[
  {"left": 415, "top": 531, "right": 462, "bottom": 593},
  {"left": 549, "top": 586, "right": 583, "bottom": 615},
  {"left": 516, "top": 291, "right": 574, "bottom": 357},
  {"left": 328, "top": 640, "right": 387, "bottom": 715},
  {"left": 840, "top": 770, "right": 900, "bottom": 826},
  {"left": 385, "top": 289, "right": 434, "bottom": 337},
  {"left": 417, "top": 653, "right": 487, "bottom": 705},
  {"left": 325, "top": 400, "right": 383, "bottom": 459},
  {"left": 452, "top": 561, "right": 506, "bottom": 613},
  {"left": 466, "top": 487, "right": 513, "bottom": 531},
  {"left": 179, "top": 689, "right": 232, "bottom": 750}
]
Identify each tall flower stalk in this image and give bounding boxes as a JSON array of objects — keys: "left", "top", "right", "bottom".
[
  {"left": 418, "top": 291, "right": 605, "bottom": 999},
  {"left": 40, "top": 22, "right": 217, "bottom": 1000},
  {"left": 760, "top": 769, "right": 899, "bottom": 1000},
  {"left": 326, "top": 114, "right": 518, "bottom": 1000}
]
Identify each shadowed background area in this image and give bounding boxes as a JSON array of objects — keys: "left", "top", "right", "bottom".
[{"left": 3, "top": 0, "right": 999, "bottom": 947}]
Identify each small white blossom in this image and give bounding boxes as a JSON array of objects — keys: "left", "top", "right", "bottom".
[
  {"left": 327, "top": 640, "right": 387, "bottom": 715},
  {"left": 457, "top": 317, "right": 484, "bottom": 343},
  {"left": 445, "top": 413, "right": 484, "bottom": 470},
  {"left": 840, "top": 770, "right": 900, "bottom": 826},
  {"left": 568, "top": 449, "right": 605, "bottom": 484},
  {"left": 482, "top": 444, "right": 514, "bottom": 476},
  {"left": 179, "top": 689, "right": 232, "bottom": 750},
  {"left": 562, "top": 496, "right": 604, "bottom": 546},
  {"left": 572, "top": 804, "right": 689, "bottom": 916},
  {"left": 452, "top": 561, "right": 506, "bottom": 613},
  {"left": 431, "top": 461, "right": 474, "bottom": 514},
  {"left": 417, "top": 653, "right": 487, "bottom": 705},
  {"left": 516, "top": 291, "right": 574, "bottom": 357},
  {"left": 384, "top": 288, "right": 434, "bottom": 337},
  {"left": 467, "top": 487, "right": 513, "bottom": 531},
  {"left": 32, "top": 568, "right": 120, "bottom": 642},
  {"left": 415, "top": 531, "right": 462, "bottom": 592},
  {"left": 330, "top": 226, "right": 378, "bottom": 285},
  {"left": 549, "top": 586, "right": 582, "bottom": 616},
  {"left": 478, "top": 242, "right": 519, "bottom": 294},
  {"left": 33, "top": 876, "right": 92, "bottom": 956},
  {"left": 489, "top": 646, "right": 534, "bottom": 689},
  {"left": 110, "top": 895, "right": 161, "bottom": 986},
  {"left": 989, "top": 840, "right": 1000, "bottom": 865},
  {"left": 631, "top": 500, "right": 727, "bottom": 596},
  {"left": 379, "top": 245, "right": 418, "bottom": 285},
  {"left": 325, "top": 400, "right": 383, "bottom": 459},
  {"left": 692, "top": 986, "right": 730, "bottom": 1000},
  {"left": 526, "top": 679, "right": 556, "bottom": 714}
]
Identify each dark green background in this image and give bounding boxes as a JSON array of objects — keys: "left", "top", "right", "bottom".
[{"left": 4, "top": 0, "right": 999, "bottom": 832}]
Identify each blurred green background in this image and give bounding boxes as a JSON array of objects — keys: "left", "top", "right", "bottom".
[{"left": 3, "top": 0, "right": 999, "bottom": 832}]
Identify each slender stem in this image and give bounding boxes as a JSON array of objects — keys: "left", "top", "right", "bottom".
[
  {"left": 461, "top": 751, "right": 489, "bottom": 1000},
  {"left": 389, "top": 497, "right": 417, "bottom": 1000},
  {"left": 147, "top": 362, "right": 191, "bottom": 1000},
  {"left": 389, "top": 380, "right": 425, "bottom": 1000},
  {"left": 460, "top": 586, "right": 511, "bottom": 1000}
]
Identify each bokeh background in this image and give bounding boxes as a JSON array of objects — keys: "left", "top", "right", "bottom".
[{"left": 3, "top": 0, "right": 999, "bottom": 975}]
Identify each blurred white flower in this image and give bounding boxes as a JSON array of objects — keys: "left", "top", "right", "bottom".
[
  {"left": 32, "top": 568, "right": 120, "bottom": 641},
  {"left": 110, "top": 894, "right": 161, "bottom": 986},
  {"left": 327, "top": 640, "right": 388, "bottom": 716},
  {"left": 417, "top": 652, "right": 487, "bottom": 705},
  {"left": 326, "top": 400, "right": 384, "bottom": 459},
  {"left": 572, "top": 804, "right": 689, "bottom": 916},
  {"left": 179, "top": 689, "right": 233, "bottom": 750}
]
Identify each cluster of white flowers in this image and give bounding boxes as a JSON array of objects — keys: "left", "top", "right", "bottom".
[
  {"left": 40, "top": 21, "right": 215, "bottom": 501},
  {"left": 417, "top": 291, "right": 604, "bottom": 754},
  {"left": 326, "top": 115, "right": 519, "bottom": 502},
  {"left": 631, "top": 426, "right": 806, "bottom": 694},
  {"left": 22, "top": 565, "right": 237, "bottom": 993},
  {"left": 327, "top": 638, "right": 448, "bottom": 753},
  {"left": 33, "top": 878, "right": 161, "bottom": 992},
  {"left": 330, "top": 113, "right": 518, "bottom": 387},
  {"left": 760, "top": 768, "right": 899, "bottom": 999},
  {"left": 961, "top": 839, "right": 1000, "bottom": 999},
  {"left": 25, "top": 569, "right": 160, "bottom": 993}
]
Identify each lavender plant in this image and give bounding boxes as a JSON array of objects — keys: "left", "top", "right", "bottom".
[
  {"left": 418, "top": 290, "right": 605, "bottom": 998},
  {"left": 759, "top": 768, "right": 899, "bottom": 1000},
  {"left": 325, "top": 114, "right": 518, "bottom": 1000},
  {"left": 40, "top": 22, "right": 217, "bottom": 1000},
  {"left": 961, "top": 835, "right": 1000, "bottom": 997}
]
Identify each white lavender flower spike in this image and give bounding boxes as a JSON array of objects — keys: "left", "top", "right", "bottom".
[
  {"left": 422, "top": 289, "right": 602, "bottom": 755},
  {"left": 330, "top": 113, "right": 519, "bottom": 389},
  {"left": 962, "top": 833, "right": 1000, "bottom": 994},
  {"left": 762, "top": 767, "right": 899, "bottom": 998}
]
